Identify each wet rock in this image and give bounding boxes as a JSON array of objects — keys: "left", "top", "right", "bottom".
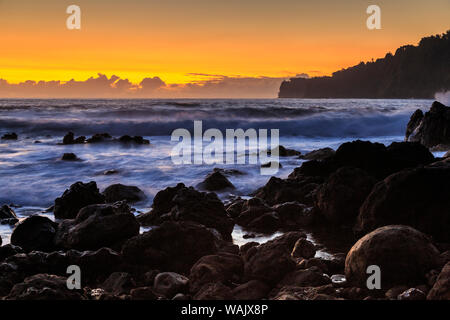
[
  {"left": 193, "top": 282, "right": 233, "bottom": 300},
  {"left": 172, "top": 293, "right": 190, "bottom": 300},
  {"left": 289, "top": 160, "right": 334, "bottom": 179},
  {"left": 189, "top": 253, "right": 244, "bottom": 294},
  {"left": 405, "top": 109, "right": 424, "bottom": 140},
  {"left": 0, "top": 244, "right": 23, "bottom": 262},
  {"left": 102, "top": 272, "right": 135, "bottom": 295},
  {"left": 197, "top": 170, "right": 235, "bottom": 191},
  {"left": 315, "top": 167, "right": 376, "bottom": 224},
  {"left": 153, "top": 272, "right": 189, "bottom": 298},
  {"left": 385, "top": 141, "right": 434, "bottom": 173},
  {"left": 62, "top": 132, "right": 85, "bottom": 144},
  {"left": 232, "top": 280, "right": 270, "bottom": 300},
  {"left": 291, "top": 238, "right": 316, "bottom": 259},
  {"left": 345, "top": 225, "right": 441, "bottom": 288},
  {"left": 61, "top": 153, "right": 79, "bottom": 161},
  {"left": 0, "top": 205, "right": 19, "bottom": 225},
  {"left": 355, "top": 166, "right": 450, "bottom": 242},
  {"left": 1, "top": 132, "right": 18, "bottom": 140},
  {"left": 54, "top": 181, "right": 105, "bottom": 219},
  {"left": 398, "top": 288, "right": 426, "bottom": 300},
  {"left": 130, "top": 287, "right": 158, "bottom": 300},
  {"left": 244, "top": 232, "right": 305, "bottom": 285},
  {"left": 272, "top": 202, "right": 314, "bottom": 228},
  {"left": 103, "top": 184, "right": 146, "bottom": 203},
  {"left": 277, "top": 267, "right": 331, "bottom": 288},
  {"left": 301, "top": 148, "right": 335, "bottom": 161},
  {"left": 272, "top": 284, "right": 337, "bottom": 300},
  {"left": 136, "top": 183, "right": 233, "bottom": 240},
  {"left": 55, "top": 201, "right": 139, "bottom": 251},
  {"left": 406, "top": 101, "right": 450, "bottom": 148},
  {"left": 103, "top": 169, "right": 119, "bottom": 175},
  {"left": 122, "top": 221, "right": 219, "bottom": 274},
  {"left": 427, "top": 262, "right": 450, "bottom": 300},
  {"left": 6, "top": 274, "right": 83, "bottom": 300},
  {"left": 11, "top": 215, "right": 58, "bottom": 252},
  {"left": 253, "top": 176, "right": 322, "bottom": 206},
  {"left": 271, "top": 145, "right": 301, "bottom": 157},
  {"left": 119, "top": 135, "right": 149, "bottom": 144},
  {"left": 86, "top": 133, "right": 112, "bottom": 143},
  {"left": 246, "top": 212, "right": 280, "bottom": 233},
  {"left": 385, "top": 285, "right": 409, "bottom": 299}
]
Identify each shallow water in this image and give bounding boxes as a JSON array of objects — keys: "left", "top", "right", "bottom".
[{"left": 0, "top": 98, "right": 434, "bottom": 248}]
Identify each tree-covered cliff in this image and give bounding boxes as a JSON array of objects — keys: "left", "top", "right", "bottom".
[{"left": 279, "top": 31, "right": 450, "bottom": 99}]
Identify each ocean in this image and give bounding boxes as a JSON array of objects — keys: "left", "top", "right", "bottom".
[{"left": 0, "top": 98, "right": 437, "bottom": 247}]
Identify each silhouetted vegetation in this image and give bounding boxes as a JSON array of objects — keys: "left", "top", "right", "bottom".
[{"left": 279, "top": 31, "right": 450, "bottom": 98}]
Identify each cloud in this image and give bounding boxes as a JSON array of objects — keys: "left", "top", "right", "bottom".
[{"left": 0, "top": 73, "right": 303, "bottom": 98}]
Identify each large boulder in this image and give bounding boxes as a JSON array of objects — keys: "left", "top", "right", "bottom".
[
  {"left": 345, "top": 225, "right": 441, "bottom": 288},
  {"left": 315, "top": 167, "right": 376, "bottom": 224},
  {"left": 301, "top": 148, "right": 335, "bottom": 161},
  {"left": 406, "top": 101, "right": 450, "bottom": 148},
  {"left": 427, "top": 262, "right": 450, "bottom": 300},
  {"left": 6, "top": 274, "right": 84, "bottom": 300},
  {"left": 355, "top": 166, "right": 450, "bottom": 242},
  {"left": 10, "top": 215, "right": 58, "bottom": 252},
  {"left": 55, "top": 202, "right": 139, "bottom": 251},
  {"left": 244, "top": 232, "right": 305, "bottom": 285},
  {"left": 103, "top": 184, "right": 146, "bottom": 203},
  {"left": 121, "top": 221, "right": 219, "bottom": 274},
  {"left": 189, "top": 253, "right": 244, "bottom": 293},
  {"left": 136, "top": 183, "right": 233, "bottom": 240},
  {"left": 54, "top": 181, "right": 105, "bottom": 219}
]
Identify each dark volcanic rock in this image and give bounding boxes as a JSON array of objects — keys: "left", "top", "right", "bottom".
[
  {"left": 405, "top": 109, "right": 424, "bottom": 140},
  {"left": 6, "top": 274, "right": 83, "bottom": 300},
  {"left": 189, "top": 253, "right": 244, "bottom": 294},
  {"left": 0, "top": 205, "right": 19, "bottom": 225},
  {"left": 315, "top": 167, "right": 376, "bottom": 224},
  {"left": 406, "top": 101, "right": 450, "bottom": 148},
  {"left": 291, "top": 238, "right": 316, "bottom": 259},
  {"left": 301, "top": 148, "right": 335, "bottom": 161},
  {"left": 197, "top": 170, "right": 235, "bottom": 191},
  {"left": 232, "top": 280, "right": 271, "bottom": 300},
  {"left": 385, "top": 141, "right": 434, "bottom": 172},
  {"left": 11, "top": 215, "right": 58, "bottom": 252},
  {"left": 1, "top": 132, "right": 18, "bottom": 140},
  {"left": 253, "top": 176, "right": 322, "bottom": 206},
  {"left": 119, "top": 135, "right": 150, "bottom": 144},
  {"left": 122, "top": 221, "right": 219, "bottom": 274},
  {"left": 193, "top": 282, "right": 233, "bottom": 300},
  {"left": 244, "top": 232, "right": 306, "bottom": 285},
  {"left": 355, "top": 166, "right": 450, "bottom": 242},
  {"left": 54, "top": 181, "right": 105, "bottom": 219},
  {"left": 272, "top": 145, "right": 301, "bottom": 157},
  {"left": 103, "top": 184, "right": 146, "bottom": 203},
  {"left": 55, "top": 201, "right": 139, "bottom": 251},
  {"left": 61, "top": 153, "right": 79, "bottom": 161},
  {"left": 427, "top": 262, "right": 450, "bottom": 300},
  {"left": 87, "top": 133, "right": 112, "bottom": 143},
  {"left": 345, "top": 225, "right": 441, "bottom": 288},
  {"left": 0, "top": 244, "right": 23, "bottom": 262},
  {"left": 62, "top": 132, "right": 85, "bottom": 144},
  {"left": 277, "top": 267, "right": 331, "bottom": 288},
  {"left": 153, "top": 272, "right": 189, "bottom": 298},
  {"left": 136, "top": 183, "right": 233, "bottom": 240},
  {"left": 102, "top": 272, "right": 135, "bottom": 295}
]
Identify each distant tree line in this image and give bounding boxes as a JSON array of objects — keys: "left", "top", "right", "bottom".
[{"left": 278, "top": 31, "right": 450, "bottom": 99}]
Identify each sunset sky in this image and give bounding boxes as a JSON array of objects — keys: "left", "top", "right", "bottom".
[{"left": 0, "top": 0, "right": 449, "bottom": 97}]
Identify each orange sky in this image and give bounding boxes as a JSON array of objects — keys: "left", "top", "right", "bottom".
[{"left": 0, "top": 0, "right": 449, "bottom": 97}]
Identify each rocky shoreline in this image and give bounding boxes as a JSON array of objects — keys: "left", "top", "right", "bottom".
[{"left": 0, "top": 101, "right": 449, "bottom": 300}]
